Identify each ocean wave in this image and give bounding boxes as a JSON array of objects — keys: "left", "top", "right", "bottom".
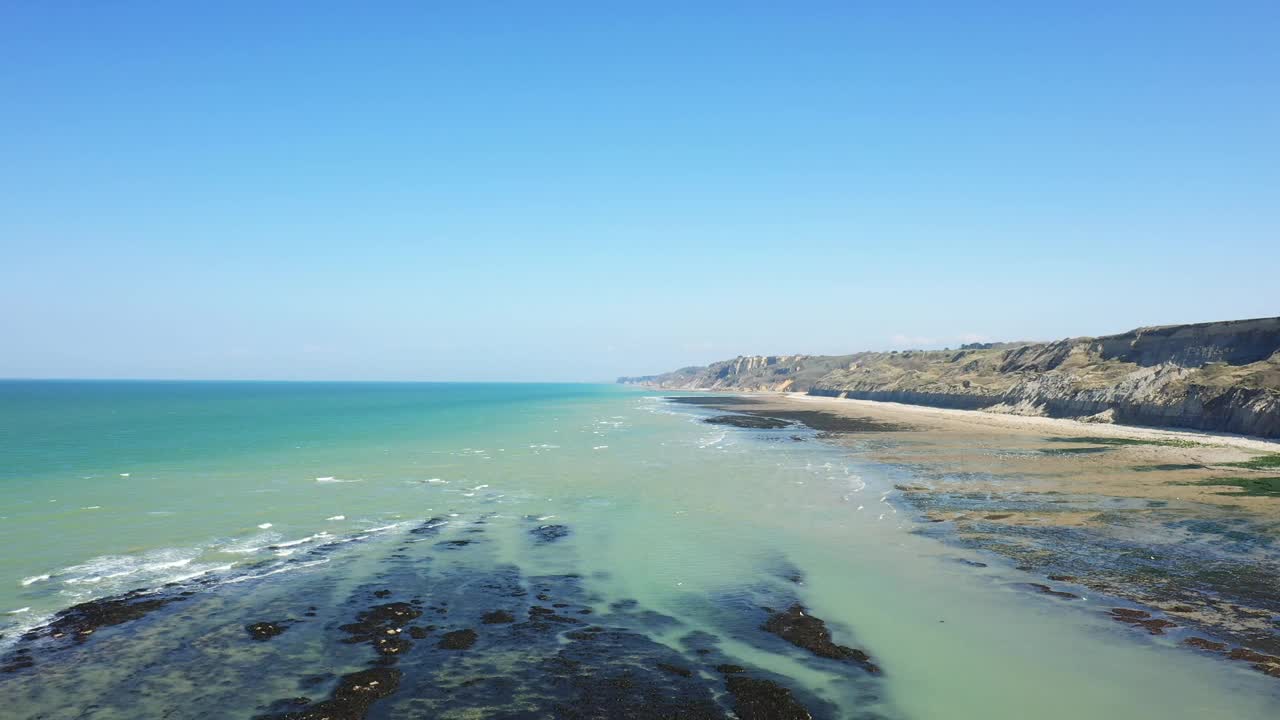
[
  {"left": 217, "top": 530, "right": 281, "bottom": 555},
  {"left": 60, "top": 550, "right": 200, "bottom": 586},
  {"left": 697, "top": 430, "right": 727, "bottom": 449},
  {"left": 2, "top": 519, "right": 428, "bottom": 651},
  {"left": 223, "top": 558, "right": 330, "bottom": 584}
]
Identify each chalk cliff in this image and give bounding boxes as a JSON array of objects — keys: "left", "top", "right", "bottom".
[{"left": 618, "top": 318, "right": 1280, "bottom": 439}]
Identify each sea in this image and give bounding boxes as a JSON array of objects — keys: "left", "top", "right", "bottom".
[{"left": 0, "top": 380, "right": 1275, "bottom": 718}]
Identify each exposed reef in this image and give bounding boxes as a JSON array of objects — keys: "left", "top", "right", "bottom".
[
  {"left": 761, "top": 604, "right": 881, "bottom": 674},
  {"left": 1, "top": 518, "right": 889, "bottom": 719}
]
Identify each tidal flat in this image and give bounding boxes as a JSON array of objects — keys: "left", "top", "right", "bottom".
[{"left": 684, "top": 393, "right": 1280, "bottom": 679}]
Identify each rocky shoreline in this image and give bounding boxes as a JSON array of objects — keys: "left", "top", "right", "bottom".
[{"left": 0, "top": 511, "right": 889, "bottom": 719}]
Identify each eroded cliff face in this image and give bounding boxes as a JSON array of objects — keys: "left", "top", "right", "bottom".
[{"left": 619, "top": 317, "right": 1280, "bottom": 439}]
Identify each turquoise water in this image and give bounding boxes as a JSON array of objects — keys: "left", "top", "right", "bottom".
[
  {"left": 1, "top": 381, "right": 1276, "bottom": 718},
  {"left": 0, "top": 381, "right": 617, "bottom": 615}
]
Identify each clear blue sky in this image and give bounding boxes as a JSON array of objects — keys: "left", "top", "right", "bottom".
[{"left": 3, "top": 2, "right": 1277, "bottom": 381}]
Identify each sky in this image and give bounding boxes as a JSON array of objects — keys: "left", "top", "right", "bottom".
[{"left": 2, "top": 2, "right": 1277, "bottom": 381}]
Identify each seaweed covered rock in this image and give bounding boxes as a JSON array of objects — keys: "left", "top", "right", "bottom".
[{"left": 762, "top": 605, "right": 880, "bottom": 674}]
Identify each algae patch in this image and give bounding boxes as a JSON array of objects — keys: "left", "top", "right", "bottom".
[{"left": 1187, "top": 477, "right": 1280, "bottom": 497}]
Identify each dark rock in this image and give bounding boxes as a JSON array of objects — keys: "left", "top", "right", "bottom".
[
  {"left": 246, "top": 621, "right": 289, "bottom": 641},
  {"left": 703, "top": 415, "right": 791, "bottom": 430},
  {"left": 530, "top": 524, "right": 571, "bottom": 544},
  {"left": 1227, "top": 647, "right": 1280, "bottom": 664},
  {"left": 724, "top": 675, "right": 813, "bottom": 720},
  {"left": 410, "top": 517, "right": 448, "bottom": 536},
  {"left": 716, "top": 664, "right": 745, "bottom": 674},
  {"left": 529, "top": 606, "right": 582, "bottom": 625},
  {"left": 482, "top": 610, "right": 515, "bottom": 624},
  {"left": 1024, "top": 583, "right": 1080, "bottom": 600},
  {"left": 338, "top": 603, "right": 422, "bottom": 644},
  {"left": 438, "top": 629, "right": 478, "bottom": 650},
  {"left": 41, "top": 589, "right": 185, "bottom": 643},
  {"left": 371, "top": 635, "right": 411, "bottom": 657},
  {"left": 258, "top": 667, "right": 401, "bottom": 720},
  {"left": 1108, "top": 608, "right": 1177, "bottom": 635},
  {"left": 761, "top": 605, "right": 880, "bottom": 674},
  {"left": 1184, "top": 637, "right": 1228, "bottom": 652},
  {"left": 1, "top": 654, "right": 35, "bottom": 673},
  {"left": 656, "top": 662, "right": 693, "bottom": 677}
]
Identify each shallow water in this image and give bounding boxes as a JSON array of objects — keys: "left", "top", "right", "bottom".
[{"left": 0, "top": 381, "right": 1276, "bottom": 718}]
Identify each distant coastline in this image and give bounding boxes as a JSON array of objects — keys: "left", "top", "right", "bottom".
[{"left": 621, "top": 317, "right": 1280, "bottom": 439}]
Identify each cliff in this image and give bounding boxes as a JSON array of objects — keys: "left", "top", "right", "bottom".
[{"left": 618, "top": 317, "right": 1280, "bottom": 439}]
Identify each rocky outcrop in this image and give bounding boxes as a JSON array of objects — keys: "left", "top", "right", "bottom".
[{"left": 621, "top": 318, "right": 1280, "bottom": 439}]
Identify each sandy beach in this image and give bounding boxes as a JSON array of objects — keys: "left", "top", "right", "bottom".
[{"left": 782, "top": 392, "right": 1280, "bottom": 453}]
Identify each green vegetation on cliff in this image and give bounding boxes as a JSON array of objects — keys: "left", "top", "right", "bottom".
[{"left": 620, "top": 317, "right": 1280, "bottom": 439}]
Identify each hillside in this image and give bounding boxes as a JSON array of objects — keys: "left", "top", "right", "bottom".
[{"left": 619, "top": 317, "right": 1280, "bottom": 438}]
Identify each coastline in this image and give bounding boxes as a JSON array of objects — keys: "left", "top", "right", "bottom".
[
  {"left": 669, "top": 391, "right": 1280, "bottom": 680},
  {"left": 4, "top": 384, "right": 1280, "bottom": 718}
]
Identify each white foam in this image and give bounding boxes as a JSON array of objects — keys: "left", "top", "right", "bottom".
[
  {"left": 49, "top": 547, "right": 205, "bottom": 593},
  {"left": 698, "top": 431, "right": 727, "bottom": 449},
  {"left": 363, "top": 522, "right": 408, "bottom": 533},
  {"left": 218, "top": 531, "right": 280, "bottom": 555},
  {"left": 327, "top": 515, "right": 346, "bottom": 521},
  {"left": 20, "top": 574, "right": 49, "bottom": 586},
  {"left": 119, "top": 473, "right": 130, "bottom": 477},
  {"left": 224, "top": 558, "right": 330, "bottom": 584},
  {"left": 425, "top": 478, "right": 447, "bottom": 484},
  {"left": 257, "top": 523, "right": 273, "bottom": 529},
  {"left": 81, "top": 506, "right": 102, "bottom": 510},
  {"left": 171, "top": 563, "right": 235, "bottom": 583},
  {"left": 273, "top": 532, "right": 331, "bottom": 549},
  {"left": 593, "top": 445, "right": 609, "bottom": 450},
  {"left": 6, "top": 607, "right": 30, "bottom": 614}
]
